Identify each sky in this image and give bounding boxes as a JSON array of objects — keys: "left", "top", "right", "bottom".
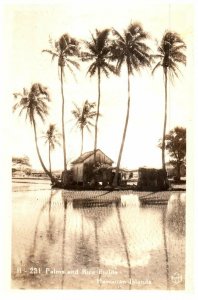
[{"left": 3, "top": 0, "right": 194, "bottom": 171}]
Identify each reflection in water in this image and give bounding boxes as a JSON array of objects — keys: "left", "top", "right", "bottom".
[
  {"left": 116, "top": 206, "right": 132, "bottom": 290},
  {"left": 31, "top": 191, "right": 55, "bottom": 264},
  {"left": 166, "top": 193, "right": 185, "bottom": 236},
  {"left": 162, "top": 207, "right": 170, "bottom": 289},
  {"left": 94, "top": 219, "right": 101, "bottom": 288},
  {"left": 12, "top": 185, "right": 186, "bottom": 290},
  {"left": 61, "top": 195, "right": 67, "bottom": 289},
  {"left": 47, "top": 194, "right": 54, "bottom": 243},
  {"left": 73, "top": 198, "right": 119, "bottom": 288}
]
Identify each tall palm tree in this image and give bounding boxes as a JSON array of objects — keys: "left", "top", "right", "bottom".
[
  {"left": 110, "top": 22, "right": 151, "bottom": 186},
  {"left": 41, "top": 124, "right": 61, "bottom": 173},
  {"left": 81, "top": 29, "right": 117, "bottom": 165},
  {"left": 42, "top": 34, "right": 80, "bottom": 174},
  {"left": 71, "top": 100, "right": 97, "bottom": 155},
  {"left": 152, "top": 31, "right": 186, "bottom": 171},
  {"left": 13, "top": 83, "right": 56, "bottom": 183}
]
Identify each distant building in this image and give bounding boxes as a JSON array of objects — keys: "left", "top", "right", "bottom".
[
  {"left": 71, "top": 149, "right": 113, "bottom": 183},
  {"left": 31, "top": 171, "right": 48, "bottom": 178}
]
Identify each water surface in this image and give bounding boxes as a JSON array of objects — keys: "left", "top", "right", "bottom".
[{"left": 12, "top": 180, "right": 185, "bottom": 289}]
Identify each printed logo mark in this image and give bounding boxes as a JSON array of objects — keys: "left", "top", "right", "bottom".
[{"left": 171, "top": 272, "right": 183, "bottom": 285}]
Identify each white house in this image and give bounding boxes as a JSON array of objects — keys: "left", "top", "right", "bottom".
[{"left": 71, "top": 149, "right": 113, "bottom": 183}]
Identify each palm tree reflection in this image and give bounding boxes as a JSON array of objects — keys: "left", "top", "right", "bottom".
[
  {"left": 166, "top": 193, "right": 185, "bottom": 236},
  {"left": 61, "top": 197, "right": 67, "bottom": 289},
  {"left": 161, "top": 192, "right": 185, "bottom": 290},
  {"left": 32, "top": 190, "right": 55, "bottom": 259},
  {"left": 116, "top": 205, "right": 132, "bottom": 290},
  {"left": 162, "top": 206, "right": 170, "bottom": 290},
  {"left": 24, "top": 190, "right": 57, "bottom": 285}
]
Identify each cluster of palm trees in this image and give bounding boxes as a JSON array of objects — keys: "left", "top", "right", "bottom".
[{"left": 13, "top": 21, "right": 186, "bottom": 186}]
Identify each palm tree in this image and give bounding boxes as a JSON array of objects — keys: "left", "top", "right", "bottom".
[
  {"left": 110, "top": 22, "right": 151, "bottom": 186},
  {"left": 152, "top": 31, "right": 186, "bottom": 171},
  {"left": 81, "top": 29, "right": 117, "bottom": 165},
  {"left": 41, "top": 124, "right": 61, "bottom": 173},
  {"left": 42, "top": 34, "right": 80, "bottom": 175},
  {"left": 13, "top": 83, "right": 56, "bottom": 183},
  {"left": 71, "top": 100, "right": 97, "bottom": 155}
]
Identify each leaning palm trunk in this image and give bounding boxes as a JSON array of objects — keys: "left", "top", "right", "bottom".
[
  {"left": 32, "top": 118, "right": 55, "bottom": 183},
  {"left": 113, "top": 68, "right": 131, "bottom": 187},
  {"left": 162, "top": 68, "right": 168, "bottom": 171},
  {"left": 94, "top": 67, "right": 101, "bottom": 166},
  {"left": 60, "top": 66, "right": 67, "bottom": 171}
]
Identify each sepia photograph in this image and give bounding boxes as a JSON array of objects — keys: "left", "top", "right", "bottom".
[{"left": 0, "top": 0, "right": 197, "bottom": 297}]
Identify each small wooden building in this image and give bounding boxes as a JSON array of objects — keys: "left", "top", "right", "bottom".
[{"left": 71, "top": 149, "right": 113, "bottom": 183}]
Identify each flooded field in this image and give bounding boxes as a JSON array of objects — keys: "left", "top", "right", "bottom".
[{"left": 12, "top": 179, "right": 185, "bottom": 290}]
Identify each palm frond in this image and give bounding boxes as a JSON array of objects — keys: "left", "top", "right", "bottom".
[
  {"left": 96, "top": 28, "right": 110, "bottom": 51},
  {"left": 42, "top": 49, "right": 58, "bottom": 57},
  {"left": 65, "top": 61, "right": 77, "bottom": 81},
  {"left": 66, "top": 58, "right": 80, "bottom": 70},
  {"left": 152, "top": 61, "right": 162, "bottom": 75},
  {"left": 87, "top": 63, "right": 97, "bottom": 77},
  {"left": 151, "top": 54, "right": 164, "bottom": 59},
  {"left": 18, "top": 106, "right": 26, "bottom": 117},
  {"left": 101, "top": 65, "right": 110, "bottom": 77},
  {"left": 116, "top": 56, "right": 125, "bottom": 75},
  {"left": 12, "top": 103, "right": 19, "bottom": 112},
  {"left": 86, "top": 124, "right": 92, "bottom": 133},
  {"left": 111, "top": 28, "right": 125, "bottom": 43}
]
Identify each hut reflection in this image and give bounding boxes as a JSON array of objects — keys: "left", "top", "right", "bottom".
[{"left": 72, "top": 197, "right": 120, "bottom": 288}]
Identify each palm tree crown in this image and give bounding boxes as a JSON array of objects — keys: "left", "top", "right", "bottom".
[
  {"left": 152, "top": 31, "right": 186, "bottom": 79},
  {"left": 42, "top": 124, "right": 61, "bottom": 174},
  {"left": 72, "top": 100, "right": 97, "bottom": 155},
  {"left": 13, "top": 83, "right": 50, "bottom": 123},
  {"left": 43, "top": 124, "right": 62, "bottom": 150},
  {"left": 43, "top": 34, "right": 80, "bottom": 77},
  {"left": 110, "top": 22, "right": 151, "bottom": 74},
  {"left": 81, "top": 29, "right": 116, "bottom": 77},
  {"left": 72, "top": 100, "right": 97, "bottom": 132}
]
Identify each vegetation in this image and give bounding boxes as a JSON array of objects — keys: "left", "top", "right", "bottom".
[
  {"left": 13, "top": 83, "right": 56, "bottom": 183},
  {"left": 152, "top": 31, "right": 186, "bottom": 171},
  {"left": 81, "top": 29, "right": 117, "bottom": 166},
  {"left": 13, "top": 23, "right": 187, "bottom": 189},
  {"left": 83, "top": 162, "right": 112, "bottom": 186},
  {"left": 72, "top": 100, "right": 97, "bottom": 155},
  {"left": 110, "top": 22, "right": 152, "bottom": 186},
  {"left": 12, "top": 155, "right": 32, "bottom": 175},
  {"left": 43, "top": 34, "right": 80, "bottom": 173},
  {"left": 12, "top": 155, "right": 31, "bottom": 167},
  {"left": 41, "top": 124, "right": 61, "bottom": 174},
  {"left": 164, "top": 127, "right": 186, "bottom": 181}
]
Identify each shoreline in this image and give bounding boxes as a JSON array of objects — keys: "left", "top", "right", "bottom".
[{"left": 12, "top": 177, "right": 186, "bottom": 192}]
